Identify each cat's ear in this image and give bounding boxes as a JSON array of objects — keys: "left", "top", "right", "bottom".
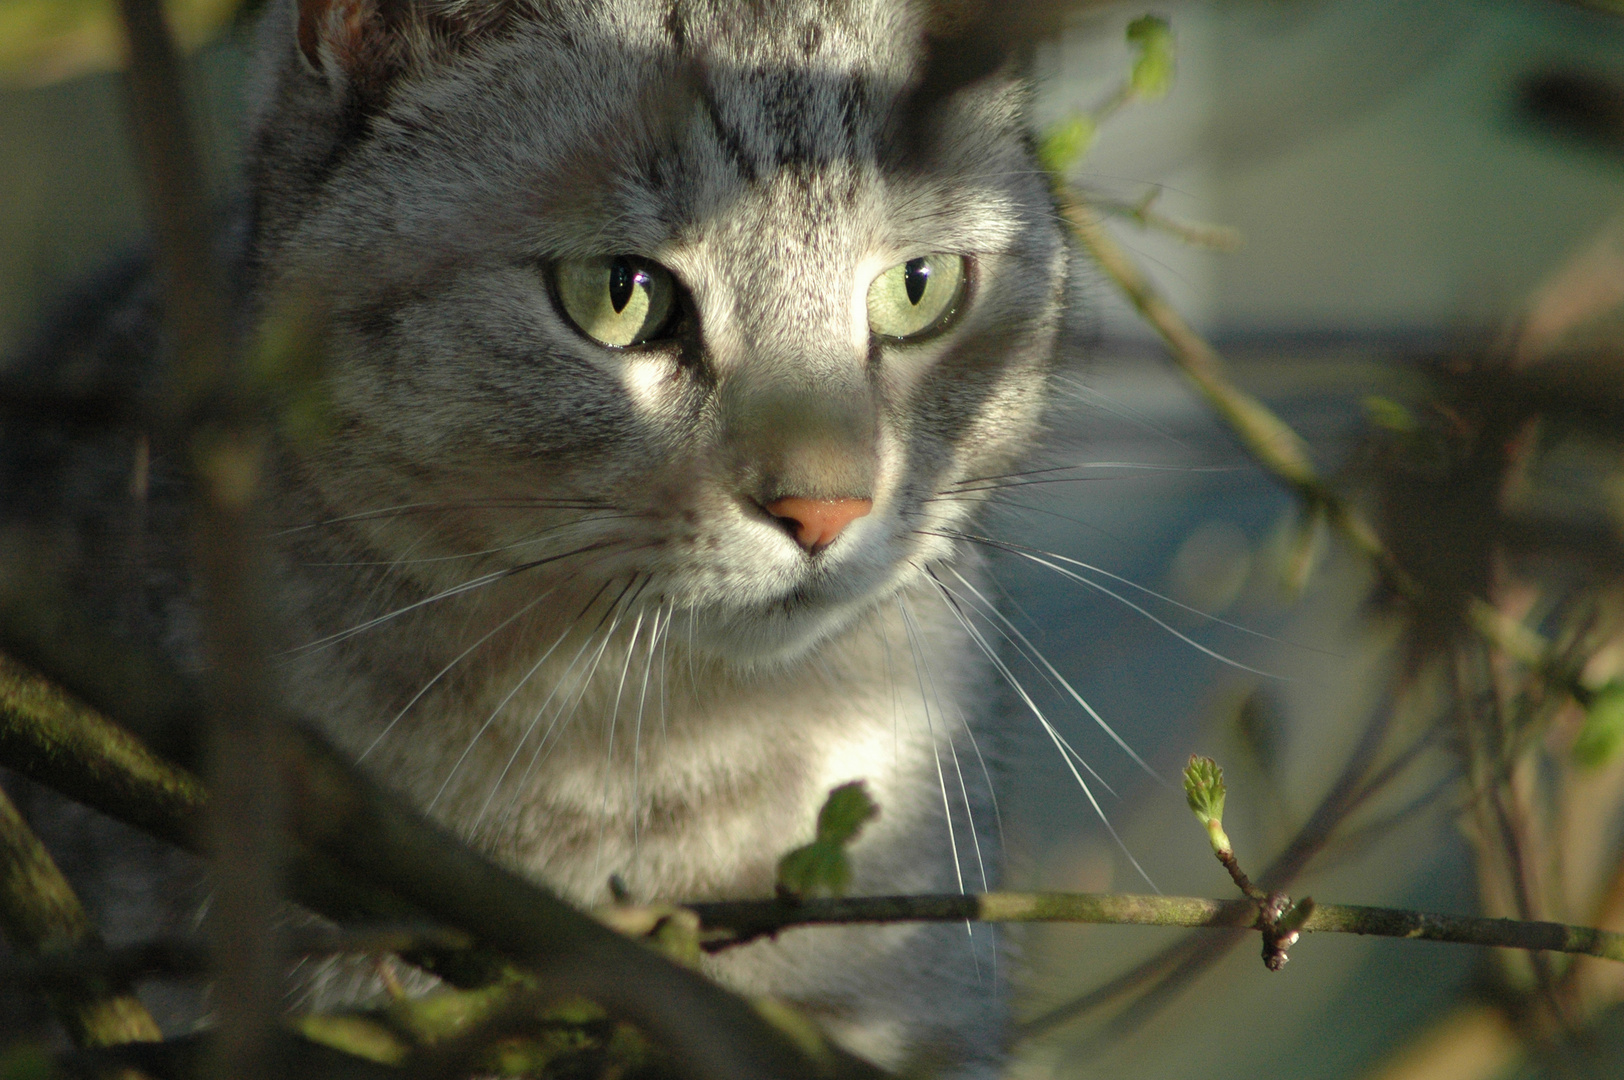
[
  {"left": 294, "top": 0, "right": 510, "bottom": 98},
  {"left": 906, "top": 0, "right": 1079, "bottom": 117},
  {"left": 295, "top": 0, "right": 399, "bottom": 91}
]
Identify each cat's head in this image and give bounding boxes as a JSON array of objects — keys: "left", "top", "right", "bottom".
[{"left": 250, "top": 0, "right": 1067, "bottom": 666}]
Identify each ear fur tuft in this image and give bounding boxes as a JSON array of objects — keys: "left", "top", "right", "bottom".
[{"left": 294, "top": 0, "right": 530, "bottom": 101}]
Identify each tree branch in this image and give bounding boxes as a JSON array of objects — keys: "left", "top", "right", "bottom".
[{"left": 1058, "top": 192, "right": 1582, "bottom": 692}]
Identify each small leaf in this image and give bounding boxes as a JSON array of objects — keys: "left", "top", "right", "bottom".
[
  {"left": 1183, "top": 755, "right": 1226, "bottom": 825},
  {"left": 777, "top": 781, "right": 880, "bottom": 897},
  {"left": 1574, "top": 682, "right": 1624, "bottom": 768},
  {"left": 815, "top": 780, "right": 879, "bottom": 846},
  {"left": 1038, "top": 113, "right": 1097, "bottom": 179},
  {"left": 1126, "top": 15, "right": 1175, "bottom": 101},
  {"left": 777, "top": 840, "right": 851, "bottom": 898}
]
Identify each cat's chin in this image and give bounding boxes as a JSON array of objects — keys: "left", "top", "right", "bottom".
[{"left": 688, "top": 587, "right": 890, "bottom": 672}]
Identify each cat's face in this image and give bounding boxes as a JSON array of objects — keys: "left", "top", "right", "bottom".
[{"left": 255, "top": 0, "right": 1065, "bottom": 665}]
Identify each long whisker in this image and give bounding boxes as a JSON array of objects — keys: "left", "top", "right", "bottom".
[
  {"left": 896, "top": 597, "right": 966, "bottom": 899},
  {"left": 473, "top": 590, "right": 617, "bottom": 830},
  {"left": 300, "top": 513, "right": 635, "bottom": 567},
  {"left": 272, "top": 497, "right": 616, "bottom": 535},
  {"left": 288, "top": 538, "right": 639, "bottom": 655},
  {"left": 358, "top": 584, "right": 567, "bottom": 762},
  {"left": 947, "top": 461, "right": 1237, "bottom": 492},
  {"left": 930, "top": 529, "right": 1296, "bottom": 673},
  {"left": 630, "top": 602, "right": 669, "bottom": 884},
  {"left": 940, "top": 565, "right": 1159, "bottom": 782},
  {"left": 426, "top": 612, "right": 581, "bottom": 811},
  {"left": 595, "top": 590, "right": 649, "bottom": 884},
  {"left": 490, "top": 579, "right": 636, "bottom": 832},
  {"left": 927, "top": 573, "right": 1157, "bottom": 891}
]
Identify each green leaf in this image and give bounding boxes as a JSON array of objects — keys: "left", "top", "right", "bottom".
[
  {"left": 1126, "top": 15, "right": 1175, "bottom": 101},
  {"left": 815, "top": 780, "right": 878, "bottom": 846},
  {"left": 1038, "top": 113, "right": 1097, "bottom": 179},
  {"left": 776, "top": 781, "right": 880, "bottom": 897},
  {"left": 1574, "top": 683, "right": 1624, "bottom": 768},
  {"left": 1182, "top": 755, "right": 1226, "bottom": 825},
  {"left": 777, "top": 840, "right": 852, "bottom": 898}
]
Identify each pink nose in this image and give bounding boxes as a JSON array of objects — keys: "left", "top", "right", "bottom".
[{"left": 765, "top": 497, "right": 873, "bottom": 553}]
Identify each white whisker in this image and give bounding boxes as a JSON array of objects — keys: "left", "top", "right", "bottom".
[
  {"left": 928, "top": 574, "right": 1157, "bottom": 892},
  {"left": 426, "top": 614, "right": 579, "bottom": 812},
  {"left": 933, "top": 529, "right": 1297, "bottom": 672},
  {"left": 358, "top": 585, "right": 559, "bottom": 762},
  {"left": 942, "top": 565, "right": 1160, "bottom": 782},
  {"left": 897, "top": 597, "right": 967, "bottom": 899},
  {"left": 594, "top": 595, "right": 649, "bottom": 885}
]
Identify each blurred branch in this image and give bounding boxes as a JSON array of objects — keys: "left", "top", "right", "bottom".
[
  {"left": 116, "top": 0, "right": 283, "bottom": 1074},
  {"left": 1058, "top": 192, "right": 1590, "bottom": 697},
  {"left": 0, "top": 782, "right": 162, "bottom": 1050},
  {"left": 0, "top": 926, "right": 475, "bottom": 991}
]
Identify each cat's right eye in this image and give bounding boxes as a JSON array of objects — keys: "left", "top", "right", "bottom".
[{"left": 552, "top": 256, "right": 678, "bottom": 348}]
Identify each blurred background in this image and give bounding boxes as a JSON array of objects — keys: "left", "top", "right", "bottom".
[{"left": 3, "top": 2, "right": 1623, "bottom": 1079}]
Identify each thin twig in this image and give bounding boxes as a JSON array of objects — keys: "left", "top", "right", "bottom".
[{"left": 683, "top": 892, "right": 1624, "bottom": 962}]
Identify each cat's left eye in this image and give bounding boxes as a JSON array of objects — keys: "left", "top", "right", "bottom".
[
  {"left": 866, "top": 254, "right": 967, "bottom": 342},
  {"left": 552, "top": 256, "right": 678, "bottom": 348}
]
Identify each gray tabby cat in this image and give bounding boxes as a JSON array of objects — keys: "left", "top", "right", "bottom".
[{"left": 9, "top": 0, "right": 1071, "bottom": 1073}]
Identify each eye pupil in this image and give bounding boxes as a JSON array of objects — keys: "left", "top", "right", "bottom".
[
  {"left": 608, "top": 257, "right": 634, "bottom": 313},
  {"left": 903, "top": 258, "right": 930, "bottom": 305}
]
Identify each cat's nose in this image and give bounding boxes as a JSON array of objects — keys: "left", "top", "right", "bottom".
[{"left": 764, "top": 496, "right": 873, "bottom": 553}]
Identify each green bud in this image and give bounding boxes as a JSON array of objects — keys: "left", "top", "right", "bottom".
[
  {"left": 1183, "top": 755, "right": 1226, "bottom": 824},
  {"left": 1038, "top": 113, "right": 1097, "bottom": 179},
  {"left": 1574, "top": 682, "right": 1624, "bottom": 768},
  {"left": 1126, "top": 15, "right": 1175, "bottom": 101}
]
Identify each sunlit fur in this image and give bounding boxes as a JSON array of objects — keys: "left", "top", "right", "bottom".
[{"left": 250, "top": 0, "right": 1067, "bottom": 1072}]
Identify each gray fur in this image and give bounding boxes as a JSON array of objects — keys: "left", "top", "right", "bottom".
[{"left": 6, "top": 1, "right": 1069, "bottom": 1073}]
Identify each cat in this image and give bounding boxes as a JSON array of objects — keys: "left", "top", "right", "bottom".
[{"left": 1, "top": 0, "right": 1073, "bottom": 1074}]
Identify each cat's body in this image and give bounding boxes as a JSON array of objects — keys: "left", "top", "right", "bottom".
[{"left": 2, "top": 0, "right": 1070, "bottom": 1073}]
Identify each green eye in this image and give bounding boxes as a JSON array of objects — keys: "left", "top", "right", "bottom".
[
  {"left": 553, "top": 256, "right": 678, "bottom": 347},
  {"left": 866, "top": 254, "right": 967, "bottom": 341}
]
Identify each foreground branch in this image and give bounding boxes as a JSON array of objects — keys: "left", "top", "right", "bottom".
[{"left": 0, "top": 621, "right": 884, "bottom": 1080}]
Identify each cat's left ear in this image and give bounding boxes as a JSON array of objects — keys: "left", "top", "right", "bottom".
[
  {"left": 295, "top": 0, "right": 500, "bottom": 100},
  {"left": 296, "top": 0, "right": 384, "bottom": 80}
]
